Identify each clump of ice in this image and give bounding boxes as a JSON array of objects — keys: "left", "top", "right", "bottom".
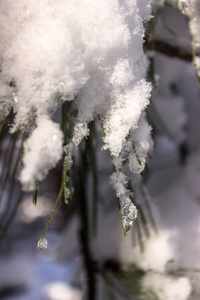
[{"left": 110, "top": 158, "right": 138, "bottom": 232}]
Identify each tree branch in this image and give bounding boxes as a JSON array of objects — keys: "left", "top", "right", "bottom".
[{"left": 145, "top": 39, "right": 200, "bottom": 61}]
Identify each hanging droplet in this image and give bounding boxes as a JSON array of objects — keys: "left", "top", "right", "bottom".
[
  {"left": 37, "top": 238, "right": 48, "bottom": 250},
  {"left": 129, "top": 153, "right": 145, "bottom": 174}
]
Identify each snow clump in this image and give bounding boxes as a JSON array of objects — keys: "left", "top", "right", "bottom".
[
  {"left": 143, "top": 272, "right": 192, "bottom": 300},
  {"left": 0, "top": 0, "right": 153, "bottom": 227}
]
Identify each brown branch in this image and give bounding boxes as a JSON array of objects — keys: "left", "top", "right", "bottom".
[{"left": 145, "top": 39, "right": 200, "bottom": 61}]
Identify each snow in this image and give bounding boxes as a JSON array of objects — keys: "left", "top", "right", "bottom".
[
  {"left": 143, "top": 273, "right": 192, "bottom": 300},
  {"left": 0, "top": 0, "right": 152, "bottom": 192},
  {"left": 20, "top": 117, "right": 63, "bottom": 189}
]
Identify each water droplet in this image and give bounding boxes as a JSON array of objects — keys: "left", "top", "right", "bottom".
[
  {"left": 129, "top": 153, "right": 145, "bottom": 174},
  {"left": 13, "top": 93, "right": 18, "bottom": 103},
  {"left": 37, "top": 238, "right": 48, "bottom": 250}
]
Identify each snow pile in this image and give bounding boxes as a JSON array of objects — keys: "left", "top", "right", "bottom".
[
  {"left": 129, "top": 230, "right": 175, "bottom": 272},
  {"left": 20, "top": 117, "right": 63, "bottom": 188},
  {"left": 0, "top": 0, "right": 153, "bottom": 229},
  {"left": 143, "top": 273, "right": 192, "bottom": 300},
  {"left": 43, "top": 283, "right": 82, "bottom": 300}
]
